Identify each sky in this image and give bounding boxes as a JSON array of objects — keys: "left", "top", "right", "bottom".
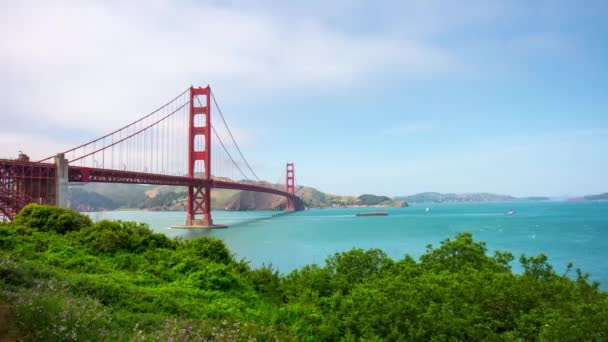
[{"left": 1, "top": 0, "right": 607, "bottom": 197}]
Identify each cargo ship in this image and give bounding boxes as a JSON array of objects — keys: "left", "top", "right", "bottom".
[{"left": 356, "top": 212, "right": 389, "bottom": 217}]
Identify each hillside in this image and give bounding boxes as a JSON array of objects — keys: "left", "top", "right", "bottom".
[
  {"left": 223, "top": 191, "right": 285, "bottom": 210},
  {"left": 358, "top": 194, "right": 392, "bottom": 205},
  {"left": 570, "top": 192, "right": 608, "bottom": 201},
  {"left": 68, "top": 182, "right": 406, "bottom": 211},
  {"left": 395, "top": 192, "right": 549, "bottom": 203},
  {"left": 584, "top": 193, "right": 608, "bottom": 201}
]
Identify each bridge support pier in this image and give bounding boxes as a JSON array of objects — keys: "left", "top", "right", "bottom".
[
  {"left": 55, "top": 153, "right": 68, "bottom": 208},
  {"left": 176, "top": 85, "right": 227, "bottom": 229},
  {"left": 285, "top": 162, "right": 295, "bottom": 211},
  {"left": 175, "top": 185, "right": 226, "bottom": 229},
  {"left": 186, "top": 185, "right": 213, "bottom": 227}
]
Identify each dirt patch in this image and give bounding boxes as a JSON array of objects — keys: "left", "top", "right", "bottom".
[{"left": 0, "top": 302, "right": 18, "bottom": 341}]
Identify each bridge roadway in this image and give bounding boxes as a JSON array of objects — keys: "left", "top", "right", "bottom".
[
  {"left": 67, "top": 165, "right": 297, "bottom": 198},
  {"left": 0, "top": 158, "right": 300, "bottom": 221}
]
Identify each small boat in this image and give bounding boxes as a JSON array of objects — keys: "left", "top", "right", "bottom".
[
  {"left": 505, "top": 209, "right": 516, "bottom": 215},
  {"left": 425, "top": 207, "right": 430, "bottom": 212},
  {"left": 356, "top": 212, "right": 388, "bottom": 217}
]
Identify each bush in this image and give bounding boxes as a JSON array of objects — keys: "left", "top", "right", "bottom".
[
  {"left": 0, "top": 225, "right": 16, "bottom": 250},
  {"left": 76, "top": 220, "right": 174, "bottom": 253},
  {"left": 178, "top": 237, "right": 233, "bottom": 264},
  {"left": 131, "top": 318, "right": 293, "bottom": 341},
  {"left": 14, "top": 204, "right": 92, "bottom": 234},
  {"left": 2, "top": 205, "right": 608, "bottom": 341},
  {"left": 420, "top": 232, "right": 512, "bottom": 272},
  {"left": 247, "top": 264, "right": 284, "bottom": 303},
  {"left": 188, "top": 263, "right": 241, "bottom": 291},
  {"left": 7, "top": 280, "right": 111, "bottom": 341},
  {"left": 326, "top": 248, "right": 391, "bottom": 294}
]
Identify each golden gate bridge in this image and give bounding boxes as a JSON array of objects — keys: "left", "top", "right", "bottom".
[{"left": 0, "top": 85, "right": 303, "bottom": 226}]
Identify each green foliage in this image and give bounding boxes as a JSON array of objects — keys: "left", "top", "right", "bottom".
[
  {"left": 1, "top": 205, "right": 608, "bottom": 341},
  {"left": 130, "top": 318, "right": 293, "bottom": 341},
  {"left": 420, "top": 232, "right": 512, "bottom": 272},
  {"left": 188, "top": 263, "right": 242, "bottom": 291},
  {"left": 6, "top": 280, "right": 112, "bottom": 341},
  {"left": 246, "top": 264, "right": 285, "bottom": 303},
  {"left": 13, "top": 204, "right": 92, "bottom": 234},
  {"left": 357, "top": 194, "right": 392, "bottom": 206},
  {"left": 76, "top": 220, "right": 174, "bottom": 253},
  {"left": 0, "top": 225, "right": 17, "bottom": 250},
  {"left": 178, "top": 236, "right": 233, "bottom": 264},
  {"left": 326, "top": 248, "right": 391, "bottom": 294},
  {"left": 281, "top": 233, "right": 608, "bottom": 340}
]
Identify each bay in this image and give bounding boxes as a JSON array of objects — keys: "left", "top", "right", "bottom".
[{"left": 89, "top": 201, "right": 608, "bottom": 287}]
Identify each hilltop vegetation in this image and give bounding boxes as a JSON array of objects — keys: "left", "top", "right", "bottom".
[
  {"left": 357, "top": 194, "right": 393, "bottom": 206},
  {"left": 1, "top": 204, "right": 607, "bottom": 340}
]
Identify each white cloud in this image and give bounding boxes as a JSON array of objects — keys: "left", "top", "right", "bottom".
[{"left": 0, "top": 0, "right": 452, "bottom": 140}]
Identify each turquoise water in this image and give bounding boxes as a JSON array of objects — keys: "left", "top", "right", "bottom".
[{"left": 90, "top": 201, "right": 608, "bottom": 286}]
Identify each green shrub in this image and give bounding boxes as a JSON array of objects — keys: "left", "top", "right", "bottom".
[
  {"left": 68, "top": 274, "right": 131, "bottom": 306},
  {"left": 178, "top": 237, "right": 233, "bottom": 264},
  {"left": 326, "top": 248, "right": 391, "bottom": 294},
  {"left": 76, "top": 220, "right": 173, "bottom": 253},
  {"left": 0, "top": 256, "right": 55, "bottom": 289},
  {"left": 131, "top": 318, "right": 293, "bottom": 341},
  {"left": 188, "top": 263, "right": 241, "bottom": 291},
  {"left": 0, "top": 225, "right": 16, "bottom": 250},
  {"left": 7, "top": 280, "right": 111, "bottom": 341},
  {"left": 420, "top": 232, "right": 512, "bottom": 273},
  {"left": 247, "top": 264, "right": 285, "bottom": 303},
  {"left": 282, "top": 264, "right": 333, "bottom": 299},
  {"left": 14, "top": 204, "right": 92, "bottom": 234},
  {"left": 2, "top": 205, "right": 608, "bottom": 341}
]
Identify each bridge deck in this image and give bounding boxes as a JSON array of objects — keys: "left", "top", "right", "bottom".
[{"left": 1, "top": 159, "right": 299, "bottom": 221}]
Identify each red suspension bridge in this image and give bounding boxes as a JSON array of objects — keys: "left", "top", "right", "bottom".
[{"left": 0, "top": 85, "right": 303, "bottom": 226}]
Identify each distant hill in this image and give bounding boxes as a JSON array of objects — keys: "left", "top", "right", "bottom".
[
  {"left": 584, "top": 193, "right": 608, "bottom": 201},
  {"left": 75, "top": 183, "right": 151, "bottom": 208},
  {"left": 569, "top": 192, "right": 608, "bottom": 201},
  {"left": 358, "top": 194, "right": 392, "bottom": 206},
  {"left": 68, "top": 182, "right": 405, "bottom": 211},
  {"left": 394, "top": 192, "right": 549, "bottom": 204},
  {"left": 223, "top": 191, "right": 286, "bottom": 210},
  {"left": 520, "top": 196, "right": 551, "bottom": 201},
  {"left": 69, "top": 188, "right": 118, "bottom": 212}
]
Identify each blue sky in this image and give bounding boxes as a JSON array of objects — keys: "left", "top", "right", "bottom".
[{"left": 1, "top": 0, "right": 607, "bottom": 197}]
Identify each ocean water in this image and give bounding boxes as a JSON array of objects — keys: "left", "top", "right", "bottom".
[{"left": 89, "top": 201, "right": 608, "bottom": 287}]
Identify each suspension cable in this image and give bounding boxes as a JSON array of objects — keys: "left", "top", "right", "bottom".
[
  {"left": 195, "top": 97, "right": 249, "bottom": 180},
  {"left": 210, "top": 91, "right": 261, "bottom": 182}
]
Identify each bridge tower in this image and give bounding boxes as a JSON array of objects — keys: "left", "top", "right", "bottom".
[
  {"left": 286, "top": 162, "right": 295, "bottom": 210},
  {"left": 186, "top": 86, "right": 213, "bottom": 226}
]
